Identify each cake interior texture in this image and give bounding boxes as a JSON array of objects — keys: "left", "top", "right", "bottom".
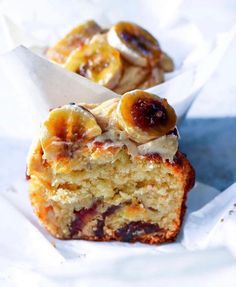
[{"left": 28, "top": 140, "right": 194, "bottom": 244}]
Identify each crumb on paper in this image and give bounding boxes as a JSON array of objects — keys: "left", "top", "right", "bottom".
[
  {"left": 51, "top": 240, "right": 56, "bottom": 248},
  {"left": 229, "top": 210, "right": 234, "bottom": 216},
  {"left": 6, "top": 186, "right": 17, "bottom": 193}
]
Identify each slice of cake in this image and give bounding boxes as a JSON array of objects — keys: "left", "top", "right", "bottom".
[{"left": 27, "top": 90, "right": 195, "bottom": 244}]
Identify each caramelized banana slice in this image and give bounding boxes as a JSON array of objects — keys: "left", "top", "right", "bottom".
[
  {"left": 64, "top": 40, "right": 122, "bottom": 89},
  {"left": 158, "top": 52, "right": 174, "bottom": 72},
  {"left": 89, "top": 32, "right": 108, "bottom": 44},
  {"left": 137, "top": 67, "right": 164, "bottom": 90},
  {"left": 116, "top": 90, "right": 176, "bottom": 143},
  {"left": 46, "top": 20, "right": 101, "bottom": 64},
  {"left": 91, "top": 98, "right": 119, "bottom": 130},
  {"left": 107, "top": 22, "right": 161, "bottom": 67},
  {"left": 40, "top": 104, "right": 102, "bottom": 160},
  {"left": 113, "top": 60, "right": 149, "bottom": 94}
]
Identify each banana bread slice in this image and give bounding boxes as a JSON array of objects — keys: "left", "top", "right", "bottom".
[{"left": 27, "top": 90, "right": 195, "bottom": 244}]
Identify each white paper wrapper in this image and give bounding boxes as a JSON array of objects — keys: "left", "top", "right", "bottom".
[{"left": 183, "top": 183, "right": 236, "bottom": 256}]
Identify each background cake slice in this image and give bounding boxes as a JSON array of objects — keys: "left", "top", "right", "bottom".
[{"left": 27, "top": 90, "right": 195, "bottom": 244}]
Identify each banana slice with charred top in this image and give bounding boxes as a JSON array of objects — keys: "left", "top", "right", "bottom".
[
  {"left": 40, "top": 104, "right": 102, "bottom": 160},
  {"left": 64, "top": 40, "right": 122, "bottom": 89},
  {"left": 116, "top": 90, "right": 176, "bottom": 143},
  {"left": 107, "top": 21, "right": 161, "bottom": 67},
  {"left": 46, "top": 20, "right": 102, "bottom": 64}
]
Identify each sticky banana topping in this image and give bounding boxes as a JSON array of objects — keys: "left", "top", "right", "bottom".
[
  {"left": 46, "top": 20, "right": 102, "bottom": 64},
  {"left": 46, "top": 20, "right": 175, "bottom": 93},
  {"left": 40, "top": 104, "right": 102, "bottom": 160},
  {"left": 116, "top": 90, "right": 176, "bottom": 143},
  {"left": 107, "top": 21, "right": 161, "bottom": 67},
  {"left": 64, "top": 39, "right": 122, "bottom": 89}
]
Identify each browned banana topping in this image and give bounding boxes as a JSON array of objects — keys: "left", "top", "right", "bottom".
[
  {"left": 76, "top": 56, "right": 109, "bottom": 76},
  {"left": 121, "top": 31, "right": 151, "bottom": 55},
  {"left": 47, "top": 20, "right": 174, "bottom": 93},
  {"left": 116, "top": 90, "right": 177, "bottom": 143},
  {"left": 64, "top": 40, "right": 122, "bottom": 89},
  {"left": 40, "top": 104, "right": 102, "bottom": 160},
  {"left": 46, "top": 20, "right": 102, "bottom": 64},
  {"left": 119, "top": 24, "right": 161, "bottom": 63},
  {"left": 40, "top": 91, "right": 177, "bottom": 160},
  {"left": 131, "top": 98, "right": 168, "bottom": 130},
  {"left": 108, "top": 22, "right": 161, "bottom": 67}
]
